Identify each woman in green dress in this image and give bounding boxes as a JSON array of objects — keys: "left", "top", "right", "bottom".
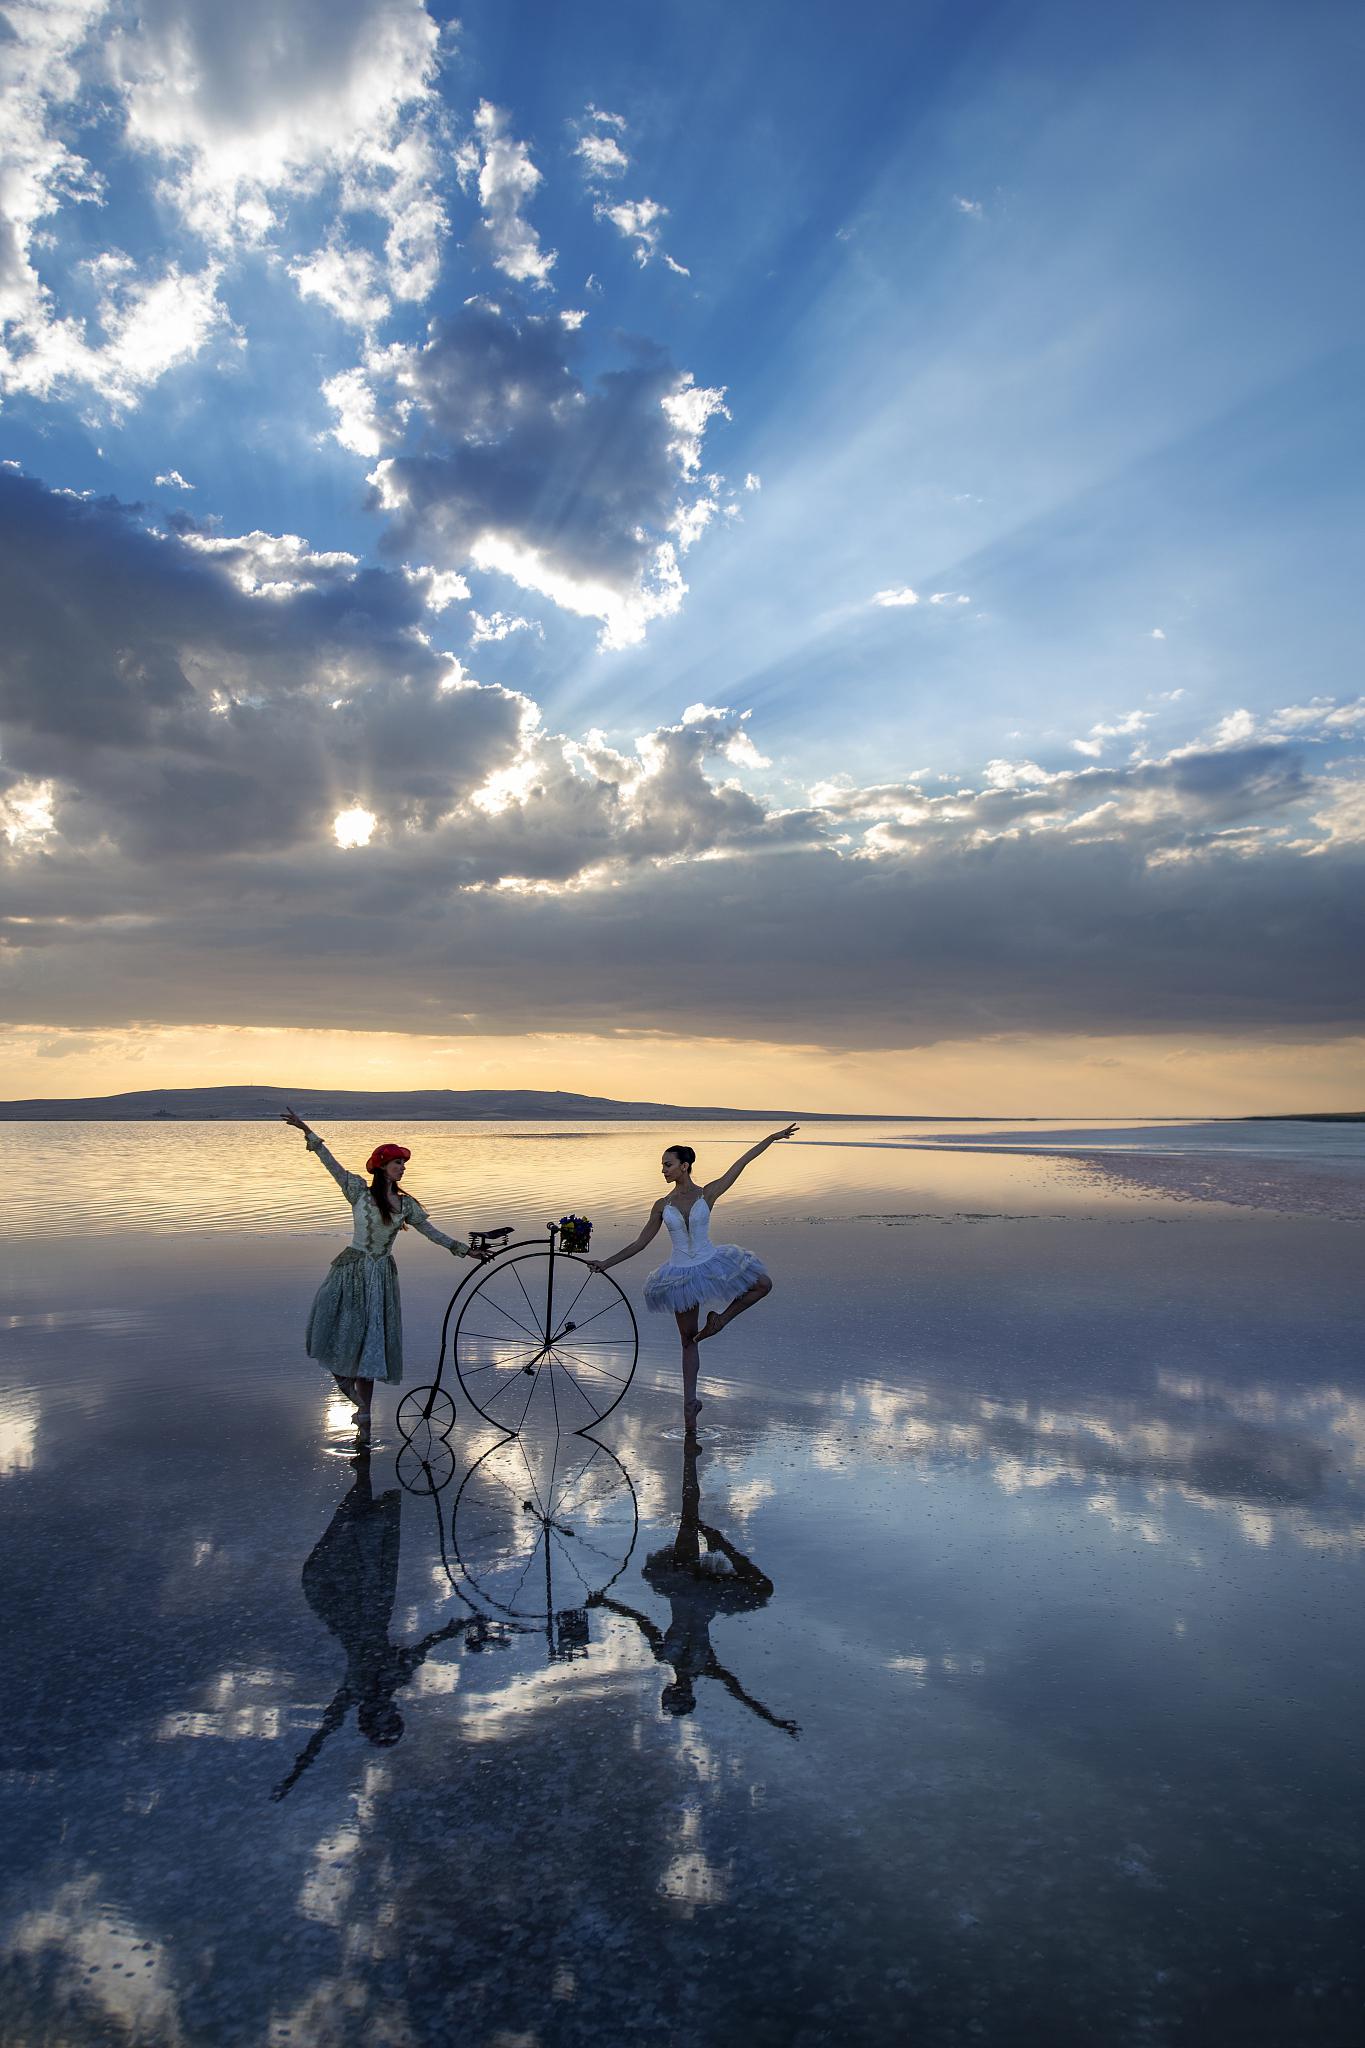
[{"left": 281, "top": 1107, "right": 487, "bottom": 1436}]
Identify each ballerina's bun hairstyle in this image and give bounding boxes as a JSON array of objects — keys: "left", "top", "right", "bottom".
[{"left": 665, "top": 1143, "right": 696, "bottom": 1168}]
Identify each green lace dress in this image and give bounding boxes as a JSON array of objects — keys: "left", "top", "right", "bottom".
[{"left": 303, "top": 1134, "right": 469, "bottom": 1384}]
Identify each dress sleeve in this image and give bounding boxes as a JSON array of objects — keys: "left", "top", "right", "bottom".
[
  {"left": 404, "top": 1196, "right": 468, "bottom": 1256},
  {"left": 306, "top": 1131, "right": 366, "bottom": 1205}
]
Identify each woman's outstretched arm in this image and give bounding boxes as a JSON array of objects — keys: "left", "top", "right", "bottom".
[
  {"left": 404, "top": 1197, "right": 481, "bottom": 1259},
  {"left": 703, "top": 1125, "right": 798, "bottom": 1205},
  {"left": 587, "top": 1200, "right": 665, "bottom": 1274},
  {"left": 281, "top": 1107, "right": 363, "bottom": 1202}
]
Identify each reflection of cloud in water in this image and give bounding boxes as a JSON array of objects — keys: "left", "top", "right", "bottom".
[
  {"left": 719, "top": 1477, "right": 776, "bottom": 1522},
  {"left": 8, "top": 1877, "right": 185, "bottom": 2046},
  {"left": 834, "top": 1367, "right": 1365, "bottom": 1554},
  {"left": 157, "top": 1666, "right": 288, "bottom": 1742},
  {"left": 0, "top": 1391, "right": 38, "bottom": 1475},
  {"left": 457, "top": 1622, "right": 652, "bottom": 1743}
]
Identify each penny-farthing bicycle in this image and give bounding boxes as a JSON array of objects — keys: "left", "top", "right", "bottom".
[{"left": 397, "top": 1218, "right": 639, "bottom": 1443}]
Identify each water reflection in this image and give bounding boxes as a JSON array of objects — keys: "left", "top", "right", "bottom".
[
  {"left": 446, "top": 1432, "right": 639, "bottom": 1656},
  {"left": 272, "top": 1455, "right": 495, "bottom": 1799},
  {"left": 593, "top": 1432, "right": 799, "bottom": 1737}
]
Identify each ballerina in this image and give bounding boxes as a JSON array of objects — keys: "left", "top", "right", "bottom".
[
  {"left": 281, "top": 1107, "right": 487, "bottom": 1439},
  {"left": 589, "top": 1126, "right": 796, "bottom": 1426}
]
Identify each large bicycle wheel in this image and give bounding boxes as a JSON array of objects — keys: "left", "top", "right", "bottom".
[
  {"left": 450, "top": 1434, "right": 639, "bottom": 1635},
  {"left": 453, "top": 1251, "right": 638, "bottom": 1432}
]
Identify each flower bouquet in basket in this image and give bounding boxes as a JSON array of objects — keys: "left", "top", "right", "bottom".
[{"left": 557, "top": 1213, "right": 592, "bottom": 1254}]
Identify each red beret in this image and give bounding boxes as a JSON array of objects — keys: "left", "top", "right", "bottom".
[{"left": 365, "top": 1142, "right": 412, "bottom": 1172}]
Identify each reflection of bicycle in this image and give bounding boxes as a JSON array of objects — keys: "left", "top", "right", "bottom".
[
  {"left": 397, "top": 1429, "right": 639, "bottom": 1664},
  {"left": 397, "top": 1220, "right": 640, "bottom": 1444}
]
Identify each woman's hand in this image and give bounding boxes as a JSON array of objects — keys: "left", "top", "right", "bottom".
[
  {"left": 281, "top": 1105, "right": 311, "bottom": 1134},
  {"left": 769, "top": 1123, "right": 799, "bottom": 1143},
  {"left": 586, "top": 1258, "right": 607, "bottom": 1274},
  {"left": 462, "top": 1243, "right": 494, "bottom": 1262}
]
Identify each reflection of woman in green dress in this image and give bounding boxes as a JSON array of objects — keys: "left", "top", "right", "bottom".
[
  {"left": 281, "top": 1108, "right": 486, "bottom": 1437},
  {"left": 272, "top": 1457, "right": 500, "bottom": 1800}
]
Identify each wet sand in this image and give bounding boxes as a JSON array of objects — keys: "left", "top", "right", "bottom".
[{"left": 1, "top": 1120, "right": 1362, "bottom": 2046}]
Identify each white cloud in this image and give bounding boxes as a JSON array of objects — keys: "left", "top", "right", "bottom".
[
  {"left": 154, "top": 469, "right": 195, "bottom": 491},
  {"left": 872, "top": 585, "right": 919, "bottom": 608},
  {"left": 576, "top": 133, "right": 628, "bottom": 179},
  {"left": 178, "top": 527, "right": 361, "bottom": 598},
  {"left": 404, "top": 563, "right": 470, "bottom": 611},
  {"left": 290, "top": 238, "right": 390, "bottom": 330},
  {"left": 982, "top": 758, "right": 1051, "bottom": 791},
  {"left": 1212, "top": 708, "right": 1258, "bottom": 748},
  {"left": 0, "top": 0, "right": 109, "bottom": 387},
  {"left": 320, "top": 366, "right": 385, "bottom": 457},
  {"left": 1151, "top": 627, "right": 1166, "bottom": 639},
  {"left": 661, "top": 375, "right": 730, "bottom": 477},
  {"left": 596, "top": 194, "right": 668, "bottom": 266},
  {"left": 954, "top": 195, "right": 984, "bottom": 217},
  {"left": 662, "top": 252, "right": 690, "bottom": 277},
  {"left": 109, "top": 0, "right": 445, "bottom": 283},
  {"left": 1072, "top": 707, "right": 1152, "bottom": 756},
  {"left": 463, "top": 101, "right": 556, "bottom": 287},
  {"left": 560, "top": 308, "right": 587, "bottom": 329},
  {"left": 2, "top": 222, "right": 230, "bottom": 409},
  {"left": 469, "top": 609, "right": 542, "bottom": 646},
  {"left": 744, "top": 473, "right": 761, "bottom": 492},
  {"left": 467, "top": 530, "right": 686, "bottom": 651},
  {"left": 929, "top": 591, "right": 970, "bottom": 605}
]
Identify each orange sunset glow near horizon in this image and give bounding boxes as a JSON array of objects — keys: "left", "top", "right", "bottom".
[{"left": 2, "top": 1026, "right": 1361, "bottom": 1119}]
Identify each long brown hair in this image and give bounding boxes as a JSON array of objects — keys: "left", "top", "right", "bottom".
[{"left": 369, "top": 1169, "right": 404, "bottom": 1223}]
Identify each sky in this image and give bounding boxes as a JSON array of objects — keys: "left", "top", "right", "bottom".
[{"left": 1, "top": 0, "right": 1362, "bottom": 1113}]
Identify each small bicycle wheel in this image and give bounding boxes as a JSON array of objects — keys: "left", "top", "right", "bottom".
[
  {"left": 453, "top": 1251, "right": 638, "bottom": 1433},
  {"left": 396, "top": 1436, "right": 456, "bottom": 1498},
  {"left": 396, "top": 1385, "right": 456, "bottom": 1447},
  {"left": 450, "top": 1433, "right": 639, "bottom": 1624}
]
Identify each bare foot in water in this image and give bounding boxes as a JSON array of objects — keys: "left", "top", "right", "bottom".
[
  {"left": 697, "top": 1312, "right": 724, "bottom": 1344},
  {"left": 684, "top": 1397, "right": 704, "bottom": 1425}
]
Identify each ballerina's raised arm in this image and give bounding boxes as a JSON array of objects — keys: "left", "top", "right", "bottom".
[{"left": 703, "top": 1124, "right": 798, "bottom": 1206}]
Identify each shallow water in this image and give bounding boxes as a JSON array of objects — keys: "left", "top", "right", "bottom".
[{"left": 2, "top": 1121, "right": 1363, "bottom": 2046}]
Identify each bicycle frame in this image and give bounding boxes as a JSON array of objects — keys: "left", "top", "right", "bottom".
[{"left": 417, "top": 1221, "right": 576, "bottom": 1420}]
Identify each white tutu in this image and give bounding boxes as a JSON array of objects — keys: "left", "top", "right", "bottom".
[{"left": 643, "top": 1243, "right": 769, "bottom": 1317}]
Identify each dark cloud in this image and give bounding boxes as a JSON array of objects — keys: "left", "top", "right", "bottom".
[
  {"left": 357, "top": 299, "right": 725, "bottom": 639},
  {"left": 0, "top": 472, "right": 522, "bottom": 856},
  {"left": 2, "top": 472, "right": 1362, "bottom": 1050}
]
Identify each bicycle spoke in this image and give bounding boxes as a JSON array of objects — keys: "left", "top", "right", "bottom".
[
  {"left": 549, "top": 1361, "right": 602, "bottom": 1423},
  {"left": 551, "top": 1345, "right": 629, "bottom": 1385},
  {"left": 513, "top": 1360, "right": 542, "bottom": 1435},
  {"left": 478, "top": 1292, "right": 542, "bottom": 1343},
  {"left": 482, "top": 1371, "right": 530, "bottom": 1413},
  {"left": 510, "top": 1261, "right": 547, "bottom": 1339},
  {"left": 560, "top": 1293, "right": 632, "bottom": 1337},
  {"left": 555, "top": 1265, "right": 594, "bottom": 1327},
  {"left": 460, "top": 1329, "right": 543, "bottom": 1350}
]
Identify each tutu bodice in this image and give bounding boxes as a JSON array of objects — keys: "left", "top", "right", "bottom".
[{"left": 662, "top": 1197, "right": 719, "bottom": 1265}]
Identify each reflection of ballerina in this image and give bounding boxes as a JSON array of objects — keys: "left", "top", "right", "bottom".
[
  {"left": 271, "top": 1456, "right": 500, "bottom": 1800},
  {"left": 591, "top": 1434, "right": 798, "bottom": 1737},
  {"left": 589, "top": 1127, "right": 796, "bottom": 1427}
]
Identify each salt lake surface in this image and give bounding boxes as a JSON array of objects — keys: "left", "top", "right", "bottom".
[{"left": 2, "top": 1117, "right": 1363, "bottom": 2046}]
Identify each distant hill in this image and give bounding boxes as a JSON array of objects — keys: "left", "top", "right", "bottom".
[{"left": 0, "top": 1084, "right": 875, "bottom": 1123}]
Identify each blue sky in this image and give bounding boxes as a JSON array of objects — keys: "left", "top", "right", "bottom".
[{"left": 1, "top": 0, "right": 1362, "bottom": 1102}]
